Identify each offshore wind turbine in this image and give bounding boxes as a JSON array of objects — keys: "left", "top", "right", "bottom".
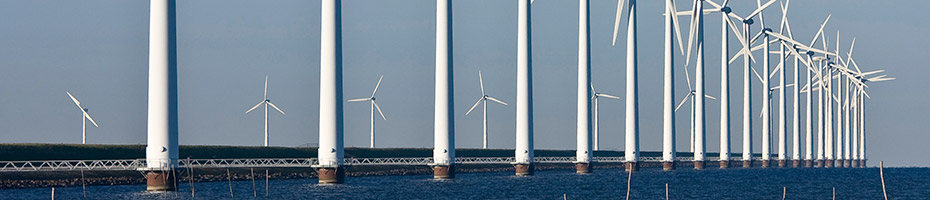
[
  {"left": 466, "top": 71, "right": 508, "bottom": 149},
  {"left": 245, "top": 76, "right": 287, "bottom": 147},
  {"left": 661, "top": 0, "right": 686, "bottom": 171},
  {"left": 66, "top": 92, "right": 99, "bottom": 144},
  {"left": 611, "top": 0, "right": 640, "bottom": 171},
  {"left": 348, "top": 75, "right": 387, "bottom": 148},
  {"left": 591, "top": 84, "right": 620, "bottom": 151}
]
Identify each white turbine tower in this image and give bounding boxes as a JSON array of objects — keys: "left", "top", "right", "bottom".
[
  {"left": 245, "top": 76, "right": 287, "bottom": 147},
  {"left": 432, "top": 0, "right": 455, "bottom": 179},
  {"left": 591, "top": 84, "right": 620, "bottom": 151},
  {"left": 67, "top": 92, "right": 99, "bottom": 144},
  {"left": 661, "top": 0, "right": 685, "bottom": 171},
  {"left": 348, "top": 75, "right": 387, "bottom": 148},
  {"left": 611, "top": 0, "right": 640, "bottom": 171},
  {"left": 465, "top": 71, "right": 508, "bottom": 149}
]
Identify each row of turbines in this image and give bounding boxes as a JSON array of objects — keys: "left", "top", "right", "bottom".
[{"left": 133, "top": 0, "right": 893, "bottom": 190}]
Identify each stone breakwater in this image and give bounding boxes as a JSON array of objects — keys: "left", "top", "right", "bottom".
[{"left": 0, "top": 163, "right": 630, "bottom": 189}]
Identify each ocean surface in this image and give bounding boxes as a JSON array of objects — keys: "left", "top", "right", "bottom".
[{"left": 2, "top": 167, "right": 928, "bottom": 199}]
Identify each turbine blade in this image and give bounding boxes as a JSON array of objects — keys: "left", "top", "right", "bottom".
[
  {"left": 810, "top": 15, "right": 831, "bottom": 48},
  {"left": 84, "top": 112, "right": 99, "bottom": 127},
  {"left": 611, "top": 0, "right": 626, "bottom": 46},
  {"left": 598, "top": 93, "right": 621, "bottom": 99},
  {"left": 348, "top": 98, "right": 371, "bottom": 102},
  {"left": 486, "top": 96, "right": 509, "bottom": 106},
  {"left": 704, "top": 94, "right": 717, "bottom": 100},
  {"left": 751, "top": 66, "right": 764, "bottom": 83},
  {"left": 675, "top": 93, "right": 693, "bottom": 112},
  {"left": 746, "top": 0, "right": 776, "bottom": 20},
  {"left": 264, "top": 75, "right": 268, "bottom": 99},
  {"left": 478, "top": 71, "right": 485, "bottom": 95},
  {"left": 847, "top": 38, "right": 859, "bottom": 72},
  {"left": 267, "top": 102, "right": 286, "bottom": 115},
  {"left": 371, "top": 75, "right": 384, "bottom": 97},
  {"left": 465, "top": 97, "right": 484, "bottom": 116},
  {"left": 683, "top": 64, "right": 693, "bottom": 91},
  {"left": 372, "top": 101, "right": 386, "bottom": 120},
  {"left": 245, "top": 101, "right": 264, "bottom": 114},
  {"left": 669, "top": 0, "right": 686, "bottom": 55},
  {"left": 66, "top": 92, "right": 82, "bottom": 109},
  {"left": 684, "top": 0, "right": 700, "bottom": 66}
]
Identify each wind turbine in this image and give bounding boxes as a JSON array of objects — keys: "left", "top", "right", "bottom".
[
  {"left": 67, "top": 92, "right": 99, "bottom": 144},
  {"left": 465, "top": 71, "right": 508, "bottom": 149},
  {"left": 348, "top": 75, "right": 387, "bottom": 148},
  {"left": 673, "top": 66, "right": 717, "bottom": 155},
  {"left": 591, "top": 84, "right": 620, "bottom": 151},
  {"left": 611, "top": 0, "right": 640, "bottom": 170},
  {"left": 245, "top": 76, "right": 287, "bottom": 147}
]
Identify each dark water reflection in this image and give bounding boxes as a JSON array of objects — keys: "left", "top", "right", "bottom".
[{"left": 3, "top": 167, "right": 928, "bottom": 199}]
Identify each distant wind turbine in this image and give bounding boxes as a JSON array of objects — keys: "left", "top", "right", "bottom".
[
  {"left": 245, "top": 76, "right": 287, "bottom": 147},
  {"left": 348, "top": 75, "right": 387, "bottom": 148},
  {"left": 591, "top": 83, "right": 620, "bottom": 151},
  {"left": 466, "top": 71, "right": 508, "bottom": 149},
  {"left": 67, "top": 92, "right": 99, "bottom": 144}
]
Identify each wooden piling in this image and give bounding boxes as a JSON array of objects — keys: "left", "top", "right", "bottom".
[
  {"left": 880, "top": 161, "right": 887, "bottom": 200},
  {"left": 81, "top": 169, "right": 86, "bottom": 199},
  {"left": 265, "top": 169, "right": 270, "bottom": 196},
  {"left": 665, "top": 183, "right": 669, "bottom": 200},
  {"left": 625, "top": 167, "right": 632, "bottom": 200},
  {"left": 782, "top": 187, "right": 786, "bottom": 200},
  {"left": 51, "top": 187, "right": 55, "bottom": 200},
  {"left": 251, "top": 168, "right": 257, "bottom": 197},
  {"left": 227, "top": 168, "right": 234, "bottom": 198},
  {"left": 188, "top": 163, "right": 195, "bottom": 198}
]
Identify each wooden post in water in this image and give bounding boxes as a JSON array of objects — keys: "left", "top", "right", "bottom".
[
  {"left": 227, "top": 168, "right": 234, "bottom": 198},
  {"left": 81, "top": 169, "right": 86, "bottom": 199},
  {"left": 265, "top": 169, "right": 269, "bottom": 196},
  {"left": 782, "top": 187, "right": 786, "bottom": 200},
  {"left": 188, "top": 163, "right": 194, "bottom": 198},
  {"left": 665, "top": 183, "right": 669, "bottom": 200},
  {"left": 51, "top": 187, "right": 55, "bottom": 200},
  {"left": 625, "top": 168, "right": 632, "bottom": 200},
  {"left": 832, "top": 187, "right": 835, "bottom": 200},
  {"left": 880, "top": 161, "right": 887, "bottom": 200},
  {"left": 251, "top": 168, "right": 257, "bottom": 197},
  {"left": 172, "top": 169, "right": 179, "bottom": 198}
]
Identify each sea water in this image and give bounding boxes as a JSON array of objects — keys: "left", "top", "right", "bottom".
[{"left": 2, "top": 167, "right": 928, "bottom": 199}]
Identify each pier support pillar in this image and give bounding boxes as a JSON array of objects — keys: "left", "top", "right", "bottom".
[
  {"left": 719, "top": 160, "right": 729, "bottom": 169},
  {"left": 625, "top": 162, "right": 639, "bottom": 172},
  {"left": 662, "top": 161, "right": 675, "bottom": 171},
  {"left": 825, "top": 159, "right": 834, "bottom": 168},
  {"left": 317, "top": 167, "right": 345, "bottom": 184},
  {"left": 145, "top": 171, "right": 177, "bottom": 191},
  {"left": 693, "top": 161, "right": 705, "bottom": 170},
  {"left": 742, "top": 160, "right": 752, "bottom": 168},
  {"left": 791, "top": 160, "right": 800, "bottom": 168},
  {"left": 575, "top": 163, "right": 592, "bottom": 174},
  {"left": 761, "top": 160, "right": 770, "bottom": 168},
  {"left": 514, "top": 163, "right": 534, "bottom": 176},
  {"left": 777, "top": 160, "right": 786, "bottom": 168},
  {"left": 432, "top": 165, "right": 454, "bottom": 179}
]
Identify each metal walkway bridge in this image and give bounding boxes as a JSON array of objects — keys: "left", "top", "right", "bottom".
[{"left": 0, "top": 156, "right": 732, "bottom": 172}]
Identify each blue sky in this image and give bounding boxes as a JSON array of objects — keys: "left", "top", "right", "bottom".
[{"left": 0, "top": 0, "right": 926, "bottom": 167}]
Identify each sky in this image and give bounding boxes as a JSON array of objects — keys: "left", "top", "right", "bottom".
[{"left": 0, "top": 0, "right": 927, "bottom": 167}]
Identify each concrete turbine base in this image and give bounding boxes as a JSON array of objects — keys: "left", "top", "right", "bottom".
[
  {"left": 317, "top": 167, "right": 346, "bottom": 184},
  {"left": 804, "top": 160, "right": 813, "bottom": 168},
  {"left": 861, "top": 159, "right": 867, "bottom": 168},
  {"left": 575, "top": 163, "right": 592, "bottom": 174},
  {"left": 852, "top": 160, "right": 860, "bottom": 168},
  {"left": 825, "top": 159, "right": 834, "bottom": 168},
  {"left": 742, "top": 160, "right": 752, "bottom": 168},
  {"left": 662, "top": 161, "right": 675, "bottom": 171},
  {"left": 791, "top": 160, "right": 800, "bottom": 168},
  {"left": 431, "top": 165, "right": 455, "bottom": 179},
  {"left": 836, "top": 159, "right": 844, "bottom": 168},
  {"left": 844, "top": 160, "right": 852, "bottom": 168},
  {"left": 693, "top": 161, "right": 705, "bottom": 170},
  {"left": 719, "top": 160, "right": 730, "bottom": 169},
  {"left": 625, "top": 162, "right": 639, "bottom": 172},
  {"left": 761, "top": 160, "right": 770, "bottom": 168},
  {"left": 145, "top": 170, "right": 177, "bottom": 191},
  {"left": 514, "top": 163, "right": 534, "bottom": 176},
  {"left": 815, "top": 160, "right": 824, "bottom": 168},
  {"left": 777, "top": 160, "right": 786, "bottom": 168}
]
